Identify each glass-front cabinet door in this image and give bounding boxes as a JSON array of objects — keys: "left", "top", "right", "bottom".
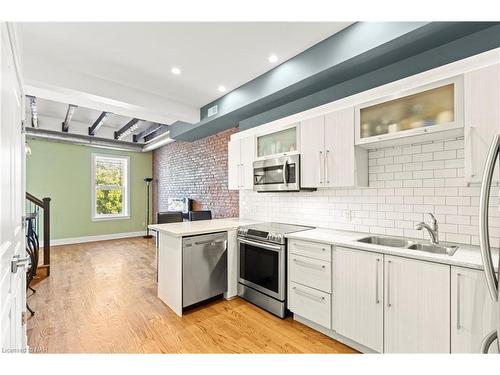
[
  {"left": 256, "top": 125, "right": 298, "bottom": 158},
  {"left": 355, "top": 76, "right": 463, "bottom": 146}
]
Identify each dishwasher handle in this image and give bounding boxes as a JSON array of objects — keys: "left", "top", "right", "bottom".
[{"left": 194, "top": 239, "right": 227, "bottom": 246}]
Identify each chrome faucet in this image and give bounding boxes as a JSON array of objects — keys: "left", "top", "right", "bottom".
[{"left": 415, "top": 213, "right": 439, "bottom": 244}]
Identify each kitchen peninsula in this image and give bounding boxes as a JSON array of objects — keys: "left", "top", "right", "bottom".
[{"left": 149, "top": 218, "right": 258, "bottom": 316}]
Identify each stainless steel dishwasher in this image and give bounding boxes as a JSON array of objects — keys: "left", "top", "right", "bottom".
[{"left": 182, "top": 232, "right": 228, "bottom": 308}]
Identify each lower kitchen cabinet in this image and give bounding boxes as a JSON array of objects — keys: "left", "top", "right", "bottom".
[
  {"left": 451, "top": 266, "right": 498, "bottom": 353},
  {"left": 289, "top": 282, "right": 331, "bottom": 329},
  {"left": 384, "top": 255, "right": 450, "bottom": 353},
  {"left": 333, "top": 247, "right": 384, "bottom": 353}
]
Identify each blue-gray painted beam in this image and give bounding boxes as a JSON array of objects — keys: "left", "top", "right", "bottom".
[
  {"left": 170, "top": 22, "right": 500, "bottom": 142},
  {"left": 240, "top": 23, "right": 500, "bottom": 131}
]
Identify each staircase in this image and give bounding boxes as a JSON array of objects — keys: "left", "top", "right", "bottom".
[{"left": 25, "top": 192, "right": 51, "bottom": 276}]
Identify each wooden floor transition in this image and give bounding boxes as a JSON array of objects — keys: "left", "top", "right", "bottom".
[{"left": 27, "top": 237, "right": 356, "bottom": 354}]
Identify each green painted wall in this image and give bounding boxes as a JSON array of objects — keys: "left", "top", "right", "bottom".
[{"left": 26, "top": 139, "right": 153, "bottom": 240}]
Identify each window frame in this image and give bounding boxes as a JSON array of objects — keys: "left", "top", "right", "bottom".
[{"left": 91, "top": 153, "right": 131, "bottom": 221}]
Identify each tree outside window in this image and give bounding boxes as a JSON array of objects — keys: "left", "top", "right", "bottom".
[{"left": 92, "top": 154, "right": 129, "bottom": 219}]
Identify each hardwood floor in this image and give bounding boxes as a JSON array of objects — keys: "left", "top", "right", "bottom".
[{"left": 27, "top": 237, "right": 357, "bottom": 354}]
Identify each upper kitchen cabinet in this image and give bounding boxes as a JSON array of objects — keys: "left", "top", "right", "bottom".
[
  {"left": 300, "top": 108, "right": 368, "bottom": 188},
  {"left": 464, "top": 63, "right": 500, "bottom": 184},
  {"left": 256, "top": 124, "right": 298, "bottom": 159},
  {"left": 228, "top": 136, "right": 254, "bottom": 190},
  {"left": 355, "top": 76, "right": 464, "bottom": 148}
]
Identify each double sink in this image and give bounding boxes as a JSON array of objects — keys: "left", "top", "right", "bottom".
[{"left": 356, "top": 235, "right": 459, "bottom": 256}]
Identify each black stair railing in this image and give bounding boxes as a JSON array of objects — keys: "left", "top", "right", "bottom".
[{"left": 25, "top": 192, "right": 51, "bottom": 275}]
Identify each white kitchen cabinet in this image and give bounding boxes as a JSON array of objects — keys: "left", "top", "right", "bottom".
[
  {"left": 228, "top": 136, "right": 254, "bottom": 190},
  {"left": 384, "top": 255, "right": 450, "bottom": 353},
  {"left": 300, "top": 108, "right": 367, "bottom": 188},
  {"left": 289, "top": 253, "right": 332, "bottom": 293},
  {"left": 333, "top": 247, "right": 384, "bottom": 353},
  {"left": 289, "top": 281, "right": 331, "bottom": 329},
  {"left": 289, "top": 239, "right": 331, "bottom": 262},
  {"left": 451, "top": 266, "right": 498, "bottom": 353},
  {"left": 355, "top": 76, "right": 464, "bottom": 148},
  {"left": 299, "top": 115, "right": 324, "bottom": 187},
  {"left": 464, "top": 63, "right": 500, "bottom": 184},
  {"left": 256, "top": 124, "right": 298, "bottom": 159}
]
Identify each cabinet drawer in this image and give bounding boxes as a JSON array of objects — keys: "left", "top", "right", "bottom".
[
  {"left": 289, "top": 282, "right": 331, "bottom": 329},
  {"left": 289, "top": 240, "right": 331, "bottom": 261},
  {"left": 289, "top": 254, "right": 331, "bottom": 293}
]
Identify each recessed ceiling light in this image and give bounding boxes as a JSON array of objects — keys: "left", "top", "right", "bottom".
[
  {"left": 268, "top": 54, "right": 278, "bottom": 63},
  {"left": 218, "top": 85, "right": 227, "bottom": 93},
  {"left": 171, "top": 67, "right": 181, "bottom": 75}
]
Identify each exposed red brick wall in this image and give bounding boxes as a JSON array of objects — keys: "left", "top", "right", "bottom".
[{"left": 152, "top": 127, "right": 239, "bottom": 221}]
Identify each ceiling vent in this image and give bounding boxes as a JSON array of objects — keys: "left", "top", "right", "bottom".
[{"left": 207, "top": 105, "right": 218, "bottom": 117}]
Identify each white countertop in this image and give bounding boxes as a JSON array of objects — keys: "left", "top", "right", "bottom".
[
  {"left": 286, "top": 228, "right": 499, "bottom": 271},
  {"left": 149, "top": 218, "right": 260, "bottom": 237}
]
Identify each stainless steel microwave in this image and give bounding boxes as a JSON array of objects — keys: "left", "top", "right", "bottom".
[{"left": 253, "top": 154, "right": 301, "bottom": 192}]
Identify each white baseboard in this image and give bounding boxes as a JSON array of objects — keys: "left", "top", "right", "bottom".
[{"left": 40, "top": 231, "right": 151, "bottom": 247}]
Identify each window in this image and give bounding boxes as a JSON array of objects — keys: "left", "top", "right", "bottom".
[{"left": 92, "top": 154, "right": 130, "bottom": 220}]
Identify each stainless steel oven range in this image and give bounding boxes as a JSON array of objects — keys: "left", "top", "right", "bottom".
[{"left": 237, "top": 222, "right": 313, "bottom": 318}]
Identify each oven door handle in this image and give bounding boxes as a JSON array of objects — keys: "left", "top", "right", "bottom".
[{"left": 238, "top": 238, "right": 283, "bottom": 252}]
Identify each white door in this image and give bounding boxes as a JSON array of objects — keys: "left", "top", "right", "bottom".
[
  {"left": 384, "top": 255, "right": 450, "bottom": 353},
  {"left": 324, "top": 108, "right": 355, "bottom": 187},
  {"left": 300, "top": 115, "right": 324, "bottom": 188},
  {"left": 333, "top": 247, "right": 383, "bottom": 352},
  {"left": 227, "top": 139, "right": 240, "bottom": 190},
  {"left": 464, "top": 63, "right": 500, "bottom": 184},
  {"left": 451, "top": 266, "right": 498, "bottom": 353},
  {"left": 0, "top": 23, "right": 26, "bottom": 353},
  {"left": 239, "top": 136, "right": 255, "bottom": 190}
]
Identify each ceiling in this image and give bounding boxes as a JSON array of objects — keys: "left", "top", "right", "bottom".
[
  {"left": 21, "top": 22, "right": 351, "bottom": 148},
  {"left": 21, "top": 22, "right": 351, "bottom": 109}
]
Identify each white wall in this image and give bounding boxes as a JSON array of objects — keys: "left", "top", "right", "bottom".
[{"left": 240, "top": 136, "right": 500, "bottom": 247}]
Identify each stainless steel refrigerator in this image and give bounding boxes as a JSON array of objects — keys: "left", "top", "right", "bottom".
[{"left": 480, "top": 134, "right": 500, "bottom": 353}]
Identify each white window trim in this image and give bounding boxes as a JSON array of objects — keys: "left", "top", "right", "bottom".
[{"left": 91, "top": 153, "right": 131, "bottom": 221}]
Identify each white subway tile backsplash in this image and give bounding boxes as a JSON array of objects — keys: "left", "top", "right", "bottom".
[
  {"left": 413, "top": 170, "right": 434, "bottom": 179},
  {"left": 240, "top": 137, "right": 494, "bottom": 246},
  {"left": 445, "top": 158, "right": 464, "bottom": 168},
  {"left": 422, "top": 142, "right": 444, "bottom": 153},
  {"left": 402, "top": 144, "right": 422, "bottom": 154},
  {"left": 434, "top": 168, "right": 457, "bottom": 178},
  {"left": 394, "top": 155, "right": 412, "bottom": 164},
  {"left": 434, "top": 150, "right": 457, "bottom": 160},
  {"left": 393, "top": 171, "right": 412, "bottom": 180},
  {"left": 423, "top": 160, "right": 445, "bottom": 170},
  {"left": 444, "top": 139, "right": 463, "bottom": 150}
]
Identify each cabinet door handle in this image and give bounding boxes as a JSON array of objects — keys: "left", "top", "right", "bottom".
[
  {"left": 387, "top": 260, "right": 392, "bottom": 307},
  {"left": 457, "top": 272, "right": 461, "bottom": 330},
  {"left": 293, "top": 243, "right": 327, "bottom": 253},
  {"left": 240, "top": 164, "right": 245, "bottom": 188},
  {"left": 292, "top": 286, "right": 325, "bottom": 302},
  {"left": 292, "top": 258, "right": 326, "bottom": 270},
  {"left": 237, "top": 164, "right": 241, "bottom": 188},
  {"left": 375, "top": 258, "right": 380, "bottom": 304},
  {"left": 319, "top": 150, "right": 323, "bottom": 184},
  {"left": 325, "top": 149, "right": 330, "bottom": 184}
]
